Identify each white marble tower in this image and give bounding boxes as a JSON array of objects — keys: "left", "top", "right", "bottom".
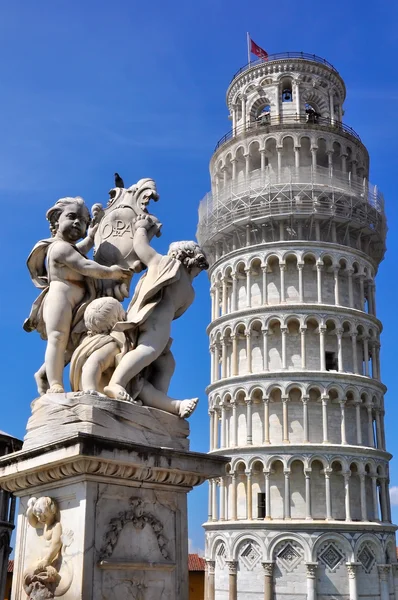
[{"left": 197, "top": 52, "right": 397, "bottom": 600}]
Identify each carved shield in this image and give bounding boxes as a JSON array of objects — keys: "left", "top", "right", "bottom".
[{"left": 94, "top": 205, "right": 141, "bottom": 270}]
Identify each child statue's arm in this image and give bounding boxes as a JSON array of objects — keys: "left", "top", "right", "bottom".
[
  {"left": 76, "top": 204, "right": 103, "bottom": 255},
  {"left": 133, "top": 216, "right": 162, "bottom": 268},
  {"left": 53, "top": 242, "right": 130, "bottom": 281}
]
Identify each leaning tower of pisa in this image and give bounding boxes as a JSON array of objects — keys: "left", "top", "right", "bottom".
[{"left": 196, "top": 52, "right": 397, "bottom": 600}]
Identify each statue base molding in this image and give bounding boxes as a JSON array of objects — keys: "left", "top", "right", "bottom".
[{"left": 0, "top": 430, "right": 227, "bottom": 600}]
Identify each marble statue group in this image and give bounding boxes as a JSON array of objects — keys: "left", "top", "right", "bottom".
[{"left": 23, "top": 177, "right": 208, "bottom": 419}]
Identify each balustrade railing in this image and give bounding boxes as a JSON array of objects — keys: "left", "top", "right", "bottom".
[
  {"left": 230, "top": 52, "right": 338, "bottom": 82},
  {"left": 215, "top": 115, "right": 361, "bottom": 151}
]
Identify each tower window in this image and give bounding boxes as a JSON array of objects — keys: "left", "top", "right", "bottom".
[
  {"left": 325, "top": 352, "right": 338, "bottom": 371},
  {"left": 257, "top": 492, "right": 266, "bottom": 518}
]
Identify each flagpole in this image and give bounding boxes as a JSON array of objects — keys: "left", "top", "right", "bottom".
[{"left": 247, "top": 32, "right": 251, "bottom": 65}]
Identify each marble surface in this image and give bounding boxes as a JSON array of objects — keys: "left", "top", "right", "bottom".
[{"left": 23, "top": 392, "right": 190, "bottom": 452}]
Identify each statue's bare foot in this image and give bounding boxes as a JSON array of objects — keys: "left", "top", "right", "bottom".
[
  {"left": 34, "top": 371, "right": 49, "bottom": 396},
  {"left": 104, "top": 384, "right": 141, "bottom": 405},
  {"left": 178, "top": 398, "right": 199, "bottom": 418},
  {"left": 47, "top": 384, "right": 65, "bottom": 394}
]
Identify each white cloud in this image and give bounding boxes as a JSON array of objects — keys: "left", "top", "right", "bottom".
[
  {"left": 188, "top": 538, "right": 204, "bottom": 557},
  {"left": 389, "top": 486, "right": 398, "bottom": 505}
]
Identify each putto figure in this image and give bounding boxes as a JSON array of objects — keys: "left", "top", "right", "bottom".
[
  {"left": 24, "top": 197, "right": 130, "bottom": 395},
  {"left": 23, "top": 496, "right": 73, "bottom": 599},
  {"left": 103, "top": 214, "right": 209, "bottom": 417}
]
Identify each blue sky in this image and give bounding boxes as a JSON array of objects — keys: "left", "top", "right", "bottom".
[{"left": 1, "top": 1, "right": 398, "bottom": 553}]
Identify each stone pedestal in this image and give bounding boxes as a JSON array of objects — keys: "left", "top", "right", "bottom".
[{"left": 0, "top": 394, "right": 227, "bottom": 600}]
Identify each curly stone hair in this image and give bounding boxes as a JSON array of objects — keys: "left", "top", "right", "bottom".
[
  {"left": 168, "top": 241, "right": 209, "bottom": 270},
  {"left": 46, "top": 196, "right": 91, "bottom": 237},
  {"left": 84, "top": 297, "right": 126, "bottom": 335}
]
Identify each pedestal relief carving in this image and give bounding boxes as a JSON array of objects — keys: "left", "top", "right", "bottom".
[
  {"left": 23, "top": 497, "right": 73, "bottom": 599},
  {"left": 99, "top": 497, "right": 170, "bottom": 562}
]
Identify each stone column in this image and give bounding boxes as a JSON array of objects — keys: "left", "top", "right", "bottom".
[
  {"left": 311, "top": 146, "right": 317, "bottom": 170},
  {"left": 277, "top": 147, "right": 283, "bottom": 177},
  {"left": 280, "top": 263, "right": 286, "bottom": 302},
  {"left": 298, "top": 262, "right": 304, "bottom": 302},
  {"left": 351, "top": 332, "right": 358, "bottom": 374},
  {"left": 246, "top": 398, "right": 253, "bottom": 445},
  {"left": 246, "top": 331, "right": 252, "bottom": 374},
  {"left": 344, "top": 471, "right": 351, "bottom": 521},
  {"left": 372, "top": 475, "right": 379, "bottom": 520},
  {"left": 301, "top": 327, "right": 307, "bottom": 369},
  {"left": 265, "top": 472, "right": 271, "bottom": 519},
  {"left": 302, "top": 396, "right": 309, "bottom": 443},
  {"left": 262, "top": 328, "right": 269, "bottom": 371},
  {"left": 347, "top": 268, "right": 354, "bottom": 307},
  {"left": 336, "top": 328, "right": 344, "bottom": 372},
  {"left": 334, "top": 267, "right": 340, "bottom": 305},
  {"left": 294, "top": 146, "right": 300, "bottom": 168},
  {"left": 221, "top": 403, "right": 227, "bottom": 449},
  {"left": 210, "top": 345, "right": 215, "bottom": 384},
  {"left": 305, "top": 562, "right": 318, "bottom": 600},
  {"left": 245, "top": 268, "right": 251, "bottom": 307},
  {"left": 340, "top": 400, "right": 347, "bottom": 444},
  {"left": 222, "top": 277, "right": 228, "bottom": 315},
  {"left": 231, "top": 474, "right": 237, "bottom": 520},
  {"left": 321, "top": 395, "right": 329, "bottom": 443},
  {"left": 359, "top": 473, "right": 367, "bottom": 521},
  {"left": 282, "top": 396, "right": 289, "bottom": 443},
  {"left": 284, "top": 470, "right": 291, "bottom": 519},
  {"left": 241, "top": 95, "right": 247, "bottom": 130},
  {"left": 375, "top": 410, "right": 382, "bottom": 449},
  {"left": 346, "top": 563, "right": 360, "bottom": 600},
  {"left": 263, "top": 397, "right": 270, "bottom": 444},
  {"left": 208, "top": 479, "right": 213, "bottom": 521},
  {"left": 226, "top": 561, "right": 238, "bottom": 600},
  {"left": 341, "top": 153, "right": 347, "bottom": 173},
  {"left": 378, "top": 565, "right": 391, "bottom": 600},
  {"left": 213, "top": 409, "right": 219, "bottom": 450},
  {"left": 231, "top": 158, "right": 237, "bottom": 181},
  {"left": 325, "top": 468, "right": 332, "bottom": 520},
  {"left": 231, "top": 401, "right": 238, "bottom": 447},
  {"left": 262, "top": 267, "right": 268, "bottom": 305},
  {"left": 262, "top": 562, "right": 274, "bottom": 600},
  {"left": 260, "top": 149, "right": 267, "bottom": 172},
  {"left": 329, "top": 91, "right": 335, "bottom": 124},
  {"left": 295, "top": 80, "right": 301, "bottom": 115},
  {"left": 305, "top": 470, "right": 312, "bottom": 519},
  {"left": 246, "top": 471, "right": 252, "bottom": 520},
  {"left": 317, "top": 263, "right": 323, "bottom": 303},
  {"left": 281, "top": 327, "right": 288, "bottom": 370},
  {"left": 355, "top": 402, "right": 362, "bottom": 445},
  {"left": 207, "top": 560, "right": 216, "bottom": 600},
  {"left": 231, "top": 104, "right": 237, "bottom": 134},
  {"left": 319, "top": 326, "right": 326, "bottom": 370},
  {"left": 231, "top": 335, "right": 238, "bottom": 376},
  {"left": 219, "top": 477, "right": 225, "bottom": 521},
  {"left": 244, "top": 153, "right": 250, "bottom": 178},
  {"left": 363, "top": 336, "right": 369, "bottom": 376},
  {"left": 221, "top": 341, "right": 227, "bottom": 379},
  {"left": 212, "top": 478, "right": 218, "bottom": 521},
  {"left": 214, "top": 343, "right": 220, "bottom": 381},
  {"left": 210, "top": 288, "right": 215, "bottom": 321},
  {"left": 231, "top": 274, "right": 238, "bottom": 312},
  {"left": 380, "top": 477, "right": 389, "bottom": 522},
  {"left": 215, "top": 284, "right": 220, "bottom": 318},
  {"left": 367, "top": 405, "right": 374, "bottom": 447},
  {"left": 209, "top": 409, "right": 215, "bottom": 451},
  {"left": 359, "top": 274, "right": 365, "bottom": 310}
]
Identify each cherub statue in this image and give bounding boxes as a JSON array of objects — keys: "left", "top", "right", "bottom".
[
  {"left": 23, "top": 197, "right": 130, "bottom": 395},
  {"left": 23, "top": 496, "right": 73, "bottom": 599},
  {"left": 70, "top": 297, "right": 199, "bottom": 418},
  {"left": 102, "top": 214, "right": 208, "bottom": 417}
]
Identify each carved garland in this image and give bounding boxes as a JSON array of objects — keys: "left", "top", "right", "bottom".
[{"left": 99, "top": 497, "right": 170, "bottom": 561}]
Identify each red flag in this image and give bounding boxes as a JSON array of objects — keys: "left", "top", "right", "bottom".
[{"left": 250, "top": 38, "right": 268, "bottom": 61}]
